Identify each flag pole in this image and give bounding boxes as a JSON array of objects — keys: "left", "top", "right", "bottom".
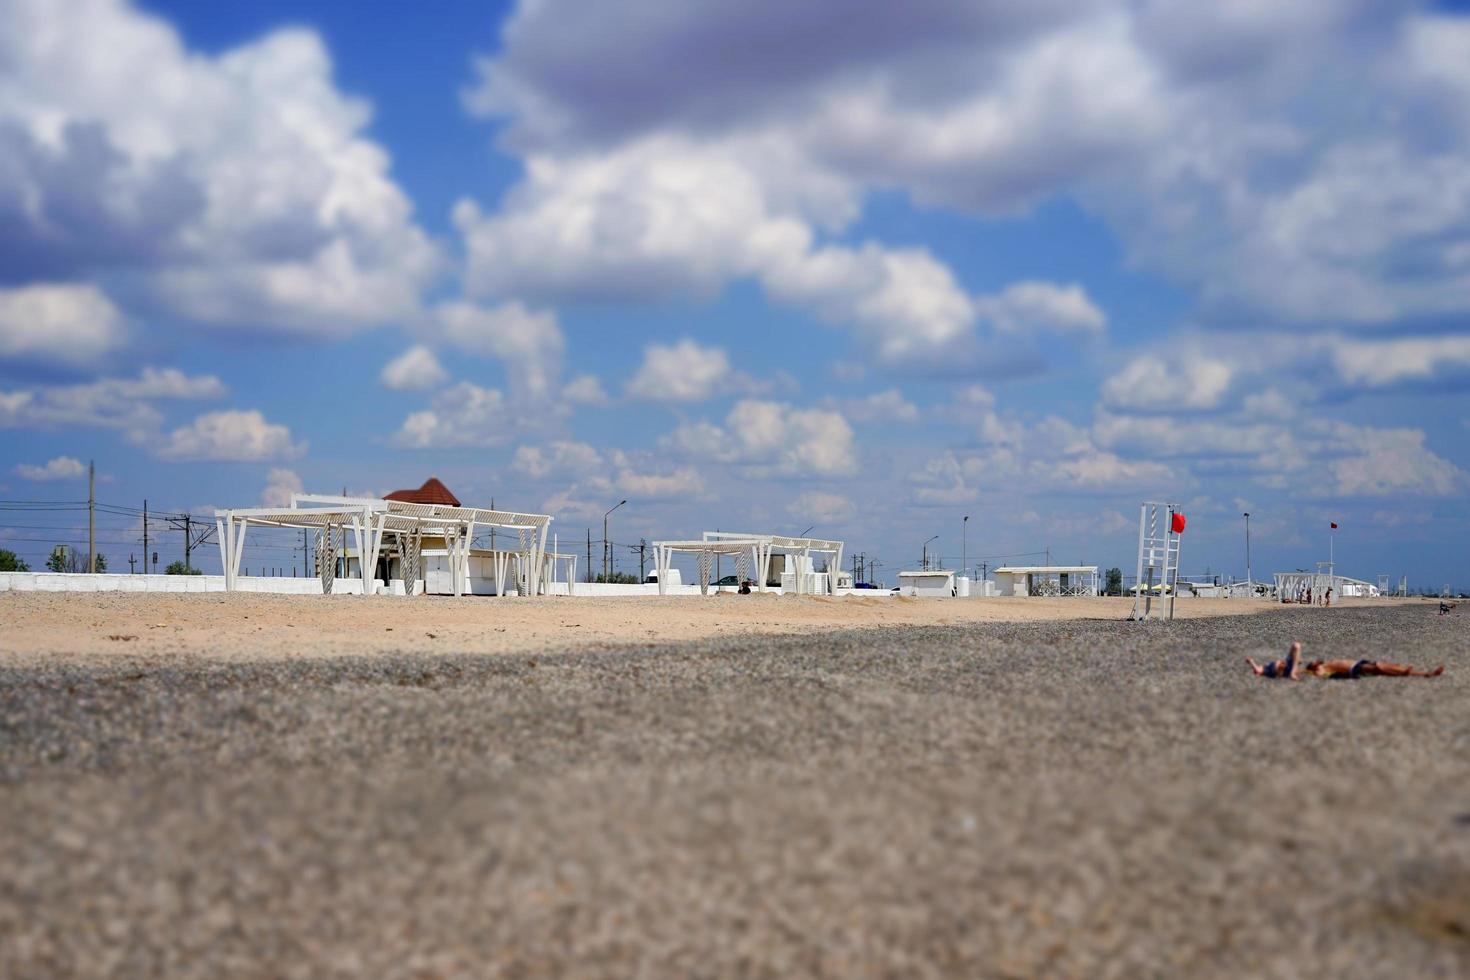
[{"left": 1329, "top": 523, "right": 1336, "bottom": 599}]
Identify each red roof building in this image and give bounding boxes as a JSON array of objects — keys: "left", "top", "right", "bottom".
[{"left": 383, "top": 477, "right": 460, "bottom": 507}]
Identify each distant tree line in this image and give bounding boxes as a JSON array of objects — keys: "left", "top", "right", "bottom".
[{"left": 46, "top": 547, "right": 106, "bottom": 573}]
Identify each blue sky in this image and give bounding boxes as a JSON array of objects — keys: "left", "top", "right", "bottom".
[{"left": 2, "top": 0, "right": 1468, "bottom": 589}]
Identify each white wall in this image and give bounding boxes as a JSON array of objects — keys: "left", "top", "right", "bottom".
[
  {"left": 0, "top": 572, "right": 397, "bottom": 595},
  {"left": 0, "top": 573, "right": 901, "bottom": 600}
]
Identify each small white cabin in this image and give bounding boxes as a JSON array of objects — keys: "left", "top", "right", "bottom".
[{"left": 897, "top": 570, "right": 956, "bottom": 597}]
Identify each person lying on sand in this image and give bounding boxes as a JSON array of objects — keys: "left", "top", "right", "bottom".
[
  {"left": 1302, "top": 658, "right": 1444, "bottom": 679},
  {"left": 1246, "top": 641, "right": 1302, "bottom": 679},
  {"left": 1247, "top": 642, "right": 1445, "bottom": 680}
]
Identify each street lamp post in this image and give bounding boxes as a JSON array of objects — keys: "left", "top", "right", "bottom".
[
  {"left": 603, "top": 499, "right": 627, "bottom": 581},
  {"left": 922, "top": 534, "right": 939, "bottom": 571},
  {"left": 962, "top": 515, "right": 969, "bottom": 583},
  {"left": 1243, "top": 512, "right": 1252, "bottom": 594}
]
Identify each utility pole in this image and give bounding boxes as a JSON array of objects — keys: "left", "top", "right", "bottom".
[
  {"left": 603, "top": 499, "right": 626, "bottom": 582},
  {"left": 1243, "top": 512, "right": 1252, "bottom": 592},
  {"left": 87, "top": 460, "right": 96, "bottom": 573},
  {"left": 167, "top": 511, "right": 216, "bottom": 573},
  {"left": 586, "top": 528, "right": 592, "bottom": 583},
  {"left": 128, "top": 553, "right": 137, "bottom": 574},
  {"left": 303, "top": 528, "right": 308, "bottom": 577},
  {"left": 141, "top": 499, "right": 149, "bottom": 576},
  {"left": 962, "top": 515, "right": 969, "bottom": 584},
  {"left": 639, "top": 539, "right": 647, "bottom": 582}
]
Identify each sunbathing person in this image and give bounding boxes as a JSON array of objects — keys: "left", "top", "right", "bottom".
[
  {"left": 1303, "top": 658, "right": 1444, "bottom": 679},
  {"left": 1246, "top": 641, "right": 1302, "bottom": 679}
]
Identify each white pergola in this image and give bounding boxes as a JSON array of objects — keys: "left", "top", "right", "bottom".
[
  {"left": 702, "top": 531, "right": 844, "bottom": 596},
  {"left": 214, "top": 494, "right": 553, "bottom": 597},
  {"left": 651, "top": 538, "right": 764, "bottom": 596}
]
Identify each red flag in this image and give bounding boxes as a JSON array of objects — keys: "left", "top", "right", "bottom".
[
  {"left": 1171, "top": 512, "right": 1187, "bottom": 534},
  {"left": 1331, "top": 522, "right": 1338, "bottom": 529}
]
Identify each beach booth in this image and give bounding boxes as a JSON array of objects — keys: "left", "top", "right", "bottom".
[{"left": 897, "top": 570, "right": 955, "bottom": 597}]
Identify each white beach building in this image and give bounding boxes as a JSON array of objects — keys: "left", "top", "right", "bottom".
[
  {"left": 992, "top": 565, "right": 1099, "bottom": 597},
  {"left": 897, "top": 570, "right": 956, "bottom": 596}
]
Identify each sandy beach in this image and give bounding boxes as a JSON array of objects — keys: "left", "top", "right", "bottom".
[
  {"left": 0, "top": 591, "right": 1392, "bottom": 668},
  {"left": 1, "top": 595, "right": 1465, "bottom": 977}
]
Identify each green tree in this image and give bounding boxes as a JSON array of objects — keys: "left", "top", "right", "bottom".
[
  {"left": 0, "top": 548, "right": 29, "bottom": 572},
  {"left": 1105, "top": 567, "right": 1124, "bottom": 596},
  {"left": 165, "top": 560, "right": 203, "bottom": 575},
  {"left": 46, "top": 547, "right": 106, "bottom": 572},
  {"left": 593, "top": 571, "right": 640, "bottom": 584}
]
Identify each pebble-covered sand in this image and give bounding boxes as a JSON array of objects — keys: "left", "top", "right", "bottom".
[
  {"left": 1, "top": 597, "right": 1466, "bottom": 977},
  {"left": 0, "top": 591, "right": 1288, "bottom": 668}
]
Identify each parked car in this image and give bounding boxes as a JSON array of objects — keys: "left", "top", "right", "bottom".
[
  {"left": 852, "top": 582, "right": 880, "bottom": 590},
  {"left": 714, "top": 575, "right": 740, "bottom": 587}
]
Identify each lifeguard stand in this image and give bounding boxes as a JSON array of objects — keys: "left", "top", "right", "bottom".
[{"left": 1130, "top": 501, "right": 1183, "bottom": 621}]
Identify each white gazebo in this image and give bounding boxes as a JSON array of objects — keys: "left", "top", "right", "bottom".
[
  {"left": 651, "top": 537, "right": 765, "bottom": 596},
  {"left": 701, "top": 531, "right": 844, "bottom": 595},
  {"left": 215, "top": 494, "right": 553, "bottom": 597}
]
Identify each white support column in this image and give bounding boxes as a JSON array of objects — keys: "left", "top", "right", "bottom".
[
  {"left": 832, "top": 545, "right": 843, "bottom": 595},
  {"left": 534, "top": 523, "right": 549, "bottom": 596},
  {"left": 349, "top": 517, "right": 366, "bottom": 595},
  {"left": 216, "top": 517, "right": 228, "bottom": 584},
  {"left": 231, "top": 517, "right": 249, "bottom": 584},
  {"left": 759, "top": 544, "right": 772, "bottom": 593},
  {"left": 367, "top": 514, "right": 387, "bottom": 595},
  {"left": 657, "top": 546, "right": 668, "bottom": 596},
  {"left": 449, "top": 529, "right": 462, "bottom": 597}
]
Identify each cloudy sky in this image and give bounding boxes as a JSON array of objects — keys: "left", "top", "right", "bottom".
[{"left": 3, "top": 0, "right": 1469, "bottom": 587}]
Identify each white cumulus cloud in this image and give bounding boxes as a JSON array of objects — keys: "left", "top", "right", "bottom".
[
  {"left": 261, "top": 467, "right": 304, "bottom": 507},
  {"left": 977, "top": 281, "right": 1106, "bottom": 335},
  {"left": 0, "top": 0, "right": 439, "bottom": 332},
  {"left": 381, "top": 346, "right": 449, "bottom": 391},
  {"left": 425, "top": 301, "right": 564, "bottom": 399},
  {"left": 15, "top": 455, "right": 86, "bottom": 480},
  {"left": 157, "top": 410, "right": 305, "bottom": 462},
  {"left": 667, "top": 399, "right": 856, "bottom": 476},
  {"left": 0, "top": 283, "right": 126, "bottom": 366},
  {"left": 1103, "top": 352, "right": 1235, "bottom": 412},
  {"left": 627, "top": 339, "right": 731, "bottom": 401},
  {"left": 391, "top": 382, "right": 509, "bottom": 449}
]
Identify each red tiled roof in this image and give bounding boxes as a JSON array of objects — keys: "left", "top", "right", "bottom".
[{"left": 384, "top": 477, "right": 460, "bottom": 507}]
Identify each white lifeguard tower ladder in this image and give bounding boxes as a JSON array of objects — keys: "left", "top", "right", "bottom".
[{"left": 1130, "top": 500, "right": 1183, "bottom": 621}]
